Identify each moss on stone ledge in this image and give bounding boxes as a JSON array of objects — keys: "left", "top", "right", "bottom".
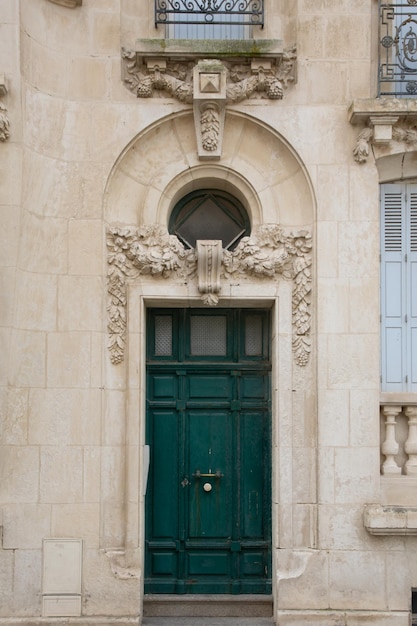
[{"left": 136, "top": 38, "right": 283, "bottom": 59}]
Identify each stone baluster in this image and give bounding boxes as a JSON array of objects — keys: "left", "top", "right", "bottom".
[
  {"left": 405, "top": 406, "right": 417, "bottom": 475},
  {"left": 381, "top": 405, "right": 402, "bottom": 475}
]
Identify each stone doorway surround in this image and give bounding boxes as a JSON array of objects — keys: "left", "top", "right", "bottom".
[{"left": 102, "top": 110, "right": 317, "bottom": 624}]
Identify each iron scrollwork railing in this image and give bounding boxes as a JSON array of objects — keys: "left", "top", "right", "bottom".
[
  {"left": 155, "top": 0, "right": 264, "bottom": 27},
  {"left": 379, "top": 0, "right": 417, "bottom": 96}
]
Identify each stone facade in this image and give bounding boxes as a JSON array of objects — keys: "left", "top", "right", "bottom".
[{"left": 1, "top": 0, "right": 417, "bottom": 624}]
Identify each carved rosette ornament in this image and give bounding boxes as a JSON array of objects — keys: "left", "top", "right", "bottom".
[{"left": 107, "top": 224, "right": 312, "bottom": 367}]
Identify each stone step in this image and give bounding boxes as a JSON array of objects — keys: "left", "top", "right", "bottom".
[
  {"left": 143, "top": 595, "right": 273, "bottom": 619},
  {"left": 142, "top": 617, "right": 275, "bottom": 626}
]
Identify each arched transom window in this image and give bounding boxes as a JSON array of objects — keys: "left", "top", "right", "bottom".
[{"left": 169, "top": 189, "right": 250, "bottom": 250}]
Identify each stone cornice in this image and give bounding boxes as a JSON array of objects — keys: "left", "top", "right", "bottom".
[
  {"left": 364, "top": 504, "right": 417, "bottom": 535},
  {"left": 349, "top": 97, "right": 417, "bottom": 124}
]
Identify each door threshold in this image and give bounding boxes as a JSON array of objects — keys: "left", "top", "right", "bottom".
[{"left": 143, "top": 594, "right": 273, "bottom": 618}]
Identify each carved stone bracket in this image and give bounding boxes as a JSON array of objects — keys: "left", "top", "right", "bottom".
[
  {"left": 352, "top": 121, "right": 417, "bottom": 164},
  {"left": 106, "top": 223, "right": 312, "bottom": 367},
  {"left": 122, "top": 45, "right": 296, "bottom": 160},
  {"left": 349, "top": 98, "right": 417, "bottom": 163},
  {"left": 193, "top": 60, "right": 226, "bottom": 159},
  {"left": 196, "top": 240, "right": 223, "bottom": 305},
  {"left": 0, "top": 74, "right": 9, "bottom": 143}
]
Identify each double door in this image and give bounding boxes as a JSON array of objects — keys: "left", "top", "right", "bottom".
[{"left": 145, "top": 308, "right": 271, "bottom": 594}]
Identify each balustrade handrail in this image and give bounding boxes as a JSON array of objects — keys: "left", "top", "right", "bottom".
[
  {"left": 155, "top": 0, "right": 264, "bottom": 27},
  {"left": 379, "top": 0, "right": 417, "bottom": 96}
]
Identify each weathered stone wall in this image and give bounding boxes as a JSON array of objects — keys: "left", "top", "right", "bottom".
[{"left": 0, "top": 0, "right": 416, "bottom": 624}]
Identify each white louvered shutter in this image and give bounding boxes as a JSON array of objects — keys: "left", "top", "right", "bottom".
[
  {"left": 409, "top": 186, "right": 417, "bottom": 391},
  {"left": 381, "top": 183, "right": 417, "bottom": 391}
]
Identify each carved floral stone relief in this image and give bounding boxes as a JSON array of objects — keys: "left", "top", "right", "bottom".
[
  {"left": 121, "top": 50, "right": 296, "bottom": 160},
  {"left": 106, "top": 223, "right": 312, "bottom": 367},
  {"left": 353, "top": 122, "right": 417, "bottom": 163},
  {"left": 121, "top": 46, "right": 297, "bottom": 104},
  {"left": 0, "top": 76, "right": 9, "bottom": 142},
  {"left": 0, "top": 102, "right": 10, "bottom": 142}
]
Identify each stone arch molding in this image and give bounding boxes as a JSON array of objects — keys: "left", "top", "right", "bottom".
[{"left": 105, "top": 110, "right": 315, "bottom": 366}]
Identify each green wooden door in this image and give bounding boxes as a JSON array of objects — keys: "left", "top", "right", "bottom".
[{"left": 145, "top": 309, "right": 271, "bottom": 594}]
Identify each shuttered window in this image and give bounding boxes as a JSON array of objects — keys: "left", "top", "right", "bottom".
[
  {"left": 381, "top": 183, "right": 417, "bottom": 391},
  {"left": 162, "top": 0, "right": 251, "bottom": 39},
  {"left": 168, "top": 15, "right": 247, "bottom": 40}
]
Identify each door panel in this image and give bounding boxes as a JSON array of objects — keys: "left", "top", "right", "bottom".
[
  {"left": 188, "top": 409, "right": 233, "bottom": 539},
  {"left": 145, "top": 309, "right": 271, "bottom": 594}
]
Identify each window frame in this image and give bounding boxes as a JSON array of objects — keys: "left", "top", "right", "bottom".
[
  {"left": 380, "top": 182, "right": 417, "bottom": 392},
  {"left": 155, "top": 0, "right": 264, "bottom": 40}
]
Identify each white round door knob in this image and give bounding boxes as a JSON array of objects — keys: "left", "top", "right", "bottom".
[{"left": 203, "top": 482, "right": 212, "bottom": 492}]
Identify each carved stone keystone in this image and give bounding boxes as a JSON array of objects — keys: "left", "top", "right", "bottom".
[{"left": 193, "top": 60, "right": 226, "bottom": 160}]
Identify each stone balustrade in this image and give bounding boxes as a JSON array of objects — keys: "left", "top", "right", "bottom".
[{"left": 380, "top": 401, "right": 417, "bottom": 475}]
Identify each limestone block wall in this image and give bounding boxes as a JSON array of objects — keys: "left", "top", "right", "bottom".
[
  {"left": 0, "top": 0, "right": 417, "bottom": 624},
  {"left": 0, "top": 0, "right": 24, "bottom": 615}
]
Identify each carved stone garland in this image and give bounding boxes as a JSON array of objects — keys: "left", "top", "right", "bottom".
[
  {"left": 353, "top": 121, "right": 417, "bottom": 163},
  {"left": 122, "top": 48, "right": 297, "bottom": 160},
  {"left": 107, "top": 224, "right": 312, "bottom": 367},
  {"left": 122, "top": 47, "right": 297, "bottom": 104}
]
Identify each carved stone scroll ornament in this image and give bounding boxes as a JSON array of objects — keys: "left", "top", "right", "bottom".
[
  {"left": 107, "top": 224, "right": 312, "bottom": 367},
  {"left": 196, "top": 240, "right": 223, "bottom": 305}
]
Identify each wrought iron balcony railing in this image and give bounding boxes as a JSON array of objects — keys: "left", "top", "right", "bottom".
[
  {"left": 379, "top": 1, "right": 417, "bottom": 96},
  {"left": 155, "top": 0, "right": 264, "bottom": 28}
]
